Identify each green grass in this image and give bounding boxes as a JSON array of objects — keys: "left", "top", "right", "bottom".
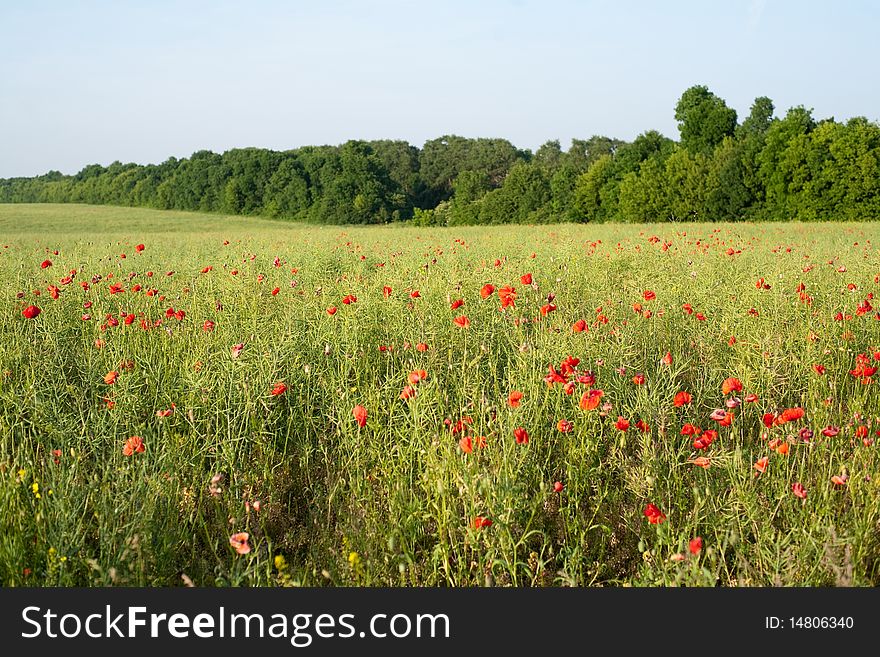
[{"left": 1, "top": 203, "right": 879, "bottom": 586}]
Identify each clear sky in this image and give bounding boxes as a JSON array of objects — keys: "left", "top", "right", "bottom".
[{"left": 1, "top": 0, "right": 878, "bottom": 178}]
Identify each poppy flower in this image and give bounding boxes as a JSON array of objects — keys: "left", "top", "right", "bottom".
[
  {"left": 40, "top": 260, "right": 52, "bottom": 269},
  {"left": 754, "top": 456, "right": 769, "bottom": 475},
  {"left": 508, "top": 390, "right": 523, "bottom": 408},
  {"left": 326, "top": 306, "right": 337, "bottom": 315},
  {"left": 408, "top": 370, "right": 427, "bottom": 385},
  {"left": 556, "top": 419, "right": 573, "bottom": 433},
  {"left": 514, "top": 427, "right": 529, "bottom": 445},
  {"left": 540, "top": 303, "right": 556, "bottom": 316},
  {"left": 473, "top": 516, "right": 492, "bottom": 529},
  {"left": 689, "top": 537, "right": 703, "bottom": 555},
  {"left": 270, "top": 381, "right": 287, "bottom": 396},
  {"left": 409, "top": 290, "right": 420, "bottom": 299},
  {"left": 480, "top": 284, "right": 495, "bottom": 299},
  {"left": 615, "top": 416, "right": 630, "bottom": 431},
  {"left": 689, "top": 456, "right": 711, "bottom": 468},
  {"left": 342, "top": 294, "right": 357, "bottom": 305},
  {"left": 635, "top": 419, "right": 650, "bottom": 433},
  {"left": 830, "top": 474, "right": 848, "bottom": 487},
  {"left": 383, "top": 286, "right": 392, "bottom": 298},
  {"left": 821, "top": 425, "right": 840, "bottom": 437},
  {"left": 791, "top": 482, "right": 807, "bottom": 499},
  {"left": 459, "top": 436, "right": 473, "bottom": 454},
  {"left": 579, "top": 389, "right": 604, "bottom": 411},
  {"left": 416, "top": 342, "right": 429, "bottom": 352},
  {"left": 399, "top": 385, "right": 416, "bottom": 400},
  {"left": 271, "top": 287, "right": 280, "bottom": 296},
  {"left": 202, "top": 320, "right": 215, "bottom": 332},
  {"left": 693, "top": 430, "right": 717, "bottom": 450},
  {"left": 231, "top": 343, "right": 244, "bottom": 358},
  {"left": 453, "top": 315, "right": 470, "bottom": 328},
  {"left": 572, "top": 319, "right": 588, "bottom": 333},
  {"left": 229, "top": 532, "right": 251, "bottom": 555},
  {"left": 135, "top": 244, "right": 145, "bottom": 253},
  {"left": 632, "top": 373, "right": 646, "bottom": 385},
  {"left": 104, "top": 370, "right": 118, "bottom": 385},
  {"left": 553, "top": 481, "right": 564, "bottom": 493},
  {"left": 643, "top": 503, "right": 666, "bottom": 524},
  {"left": 673, "top": 391, "right": 692, "bottom": 407},
  {"left": 661, "top": 352, "right": 673, "bottom": 366},
  {"left": 498, "top": 285, "right": 517, "bottom": 309},
  {"left": 520, "top": 273, "right": 533, "bottom": 285},
  {"left": 450, "top": 299, "right": 464, "bottom": 310},
  {"left": 122, "top": 435, "right": 145, "bottom": 456},
  {"left": 22, "top": 305, "right": 41, "bottom": 319},
  {"left": 721, "top": 377, "right": 743, "bottom": 395},
  {"left": 643, "top": 290, "right": 656, "bottom": 301},
  {"left": 353, "top": 404, "right": 367, "bottom": 428}
]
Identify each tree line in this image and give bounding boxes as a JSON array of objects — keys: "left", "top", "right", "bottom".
[{"left": 2, "top": 85, "right": 879, "bottom": 223}]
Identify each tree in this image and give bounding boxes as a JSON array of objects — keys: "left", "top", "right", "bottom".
[{"left": 675, "top": 85, "right": 738, "bottom": 154}]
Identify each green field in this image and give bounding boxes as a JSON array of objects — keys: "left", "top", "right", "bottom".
[{"left": 2, "top": 204, "right": 879, "bottom": 586}]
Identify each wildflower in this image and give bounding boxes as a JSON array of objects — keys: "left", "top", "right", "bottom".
[
  {"left": 644, "top": 503, "right": 666, "bottom": 524},
  {"left": 673, "top": 391, "right": 692, "bottom": 407},
  {"left": 754, "top": 456, "right": 769, "bottom": 475},
  {"left": 508, "top": 390, "right": 523, "bottom": 408},
  {"left": 353, "top": 404, "right": 367, "bottom": 428},
  {"left": 453, "top": 315, "right": 470, "bottom": 328},
  {"left": 229, "top": 532, "right": 251, "bottom": 555},
  {"left": 514, "top": 427, "right": 529, "bottom": 445},
  {"left": 473, "top": 516, "right": 492, "bottom": 529},
  {"left": 556, "top": 419, "right": 573, "bottom": 433},
  {"left": 22, "top": 305, "right": 41, "bottom": 319},
  {"left": 792, "top": 482, "right": 807, "bottom": 499},
  {"left": 270, "top": 382, "right": 287, "bottom": 396},
  {"left": 122, "top": 436, "right": 145, "bottom": 456}
]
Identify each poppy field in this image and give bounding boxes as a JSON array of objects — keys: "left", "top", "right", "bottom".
[{"left": 2, "top": 203, "right": 879, "bottom": 587}]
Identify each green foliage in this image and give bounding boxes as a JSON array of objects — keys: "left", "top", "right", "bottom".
[{"left": 2, "top": 85, "right": 880, "bottom": 223}]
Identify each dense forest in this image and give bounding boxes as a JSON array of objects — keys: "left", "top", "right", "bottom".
[{"left": 3, "top": 85, "right": 880, "bottom": 224}]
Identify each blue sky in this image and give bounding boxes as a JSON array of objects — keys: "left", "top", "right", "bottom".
[{"left": 1, "top": 0, "right": 878, "bottom": 177}]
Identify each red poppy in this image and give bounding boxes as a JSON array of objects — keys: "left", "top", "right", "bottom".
[
  {"left": 453, "top": 315, "right": 470, "bottom": 328},
  {"left": 615, "top": 416, "right": 630, "bottom": 431},
  {"left": 520, "top": 273, "right": 533, "bottom": 285},
  {"left": 673, "top": 391, "right": 692, "bottom": 407},
  {"left": 553, "top": 481, "right": 564, "bottom": 493},
  {"left": 514, "top": 427, "right": 529, "bottom": 445},
  {"left": 399, "top": 385, "right": 416, "bottom": 400},
  {"left": 632, "top": 373, "right": 646, "bottom": 385},
  {"left": 326, "top": 306, "right": 337, "bottom": 315},
  {"left": 572, "top": 319, "right": 588, "bottom": 333},
  {"left": 480, "top": 284, "right": 495, "bottom": 299},
  {"left": 459, "top": 436, "right": 473, "bottom": 454},
  {"left": 661, "top": 352, "right": 673, "bottom": 366},
  {"left": 556, "top": 419, "right": 573, "bottom": 433},
  {"left": 271, "top": 287, "right": 280, "bottom": 296},
  {"left": 342, "top": 294, "right": 357, "bottom": 305},
  {"left": 135, "top": 244, "right": 145, "bottom": 253},
  {"left": 416, "top": 342, "right": 429, "bottom": 352},
  {"left": 689, "top": 456, "right": 711, "bottom": 468},
  {"left": 579, "top": 389, "right": 604, "bottom": 411},
  {"left": 408, "top": 370, "right": 427, "bottom": 385},
  {"left": 410, "top": 290, "right": 420, "bottom": 299},
  {"left": 754, "top": 456, "right": 769, "bottom": 475},
  {"left": 22, "top": 305, "right": 41, "bottom": 319},
  {"left": 353, "top": 404, "right": 367, "bottom": 428},
  {"left": 450, "top": 299, "right": 464, "bottom": 310},
  {"left": 202, "top": 320, "right": 215, "bottom": 332},
  {"left": 383, "top": 285, "right": 392, "bottom": 298},
  {"left": 40, "top": 260, "right": 52, "bottom": 269},
  {"left": 540, "top": 303, "right": 556, "bottom": 316},
  {"left": 498, "top": 285, "right": 517, "bottom": 309},
  {"left": 689, "top": 537, "right": 703, "bottom": 555},
  {"left": 791, "top": 482, "right": 807, "bottom": 499},
  {"left": 643, "top": 503, "right": 666, "bottom": 524},
  {"left": 104, "top": 370, "right": 118, "bottom": 385},
  {"left": 721, "top": 377, "right": 743, "bottom": 395},
  {"left": 508, "top": 390, "right": 523, "bottom": 408},
  {"left": 122, "top": 435, "right": 145, "bottom": 456},
  {"left": 643, "top": 290, "right": 656, "bottom": 301},
  {"left": 473, "top": 516, "right": 493, "bottom": 529},
  {"left": 270, "top": 382, "right": 287, "bottom": 396}
]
